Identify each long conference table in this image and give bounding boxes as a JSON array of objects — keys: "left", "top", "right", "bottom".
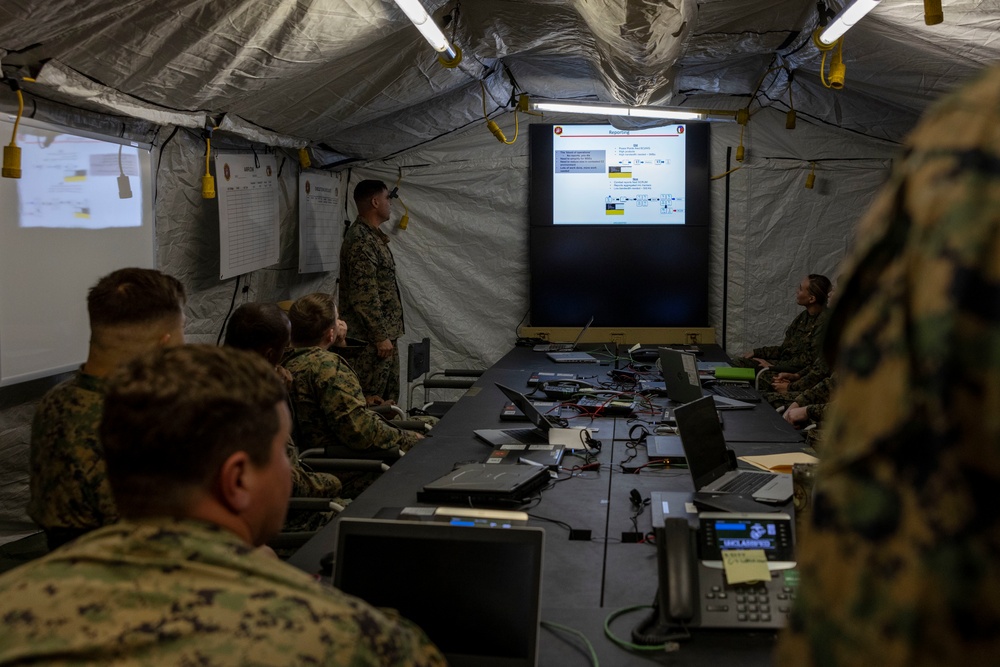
[{"left": 289, "top": 343, "right": 807, "bottom": 666}]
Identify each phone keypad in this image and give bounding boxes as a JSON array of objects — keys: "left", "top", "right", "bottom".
[{"left": 697, "top": 571, "right": 797, "bottom": 629}]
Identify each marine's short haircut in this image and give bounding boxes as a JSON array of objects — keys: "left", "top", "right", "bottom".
[
  {"left": 288, "top": 293, "right": 336, "bottom": 347},
  {"left": 87, "top": 268, "right": 186, "bottom": 328},
  {"left": 807, "top": 274, "right": 833, "bottom": 306},
  {"left": 353, "top": 179, "right": 388, "bottom": 205},
  {"left": 224, "top": 303, "right": 290, "bottom": 354},
  {"left": 101, "top": 345, "right": 286, "bottom": 518}
]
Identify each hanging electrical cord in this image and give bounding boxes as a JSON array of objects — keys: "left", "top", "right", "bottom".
[
  {"left": 480, "top": 80, "right": 519, "bottom": 145},
  {"left": 786, "top": 70, "right": 797, "bottom": 129},
  {"left": 202, "top": 127, "right": 216, "bottom": 199},
  {"left": 735, "top": 109, "right": 748, "bottom": 162},
  {"left": 392, "top": 167, "right": 411, "bottom": 230},
  {"left": 216, "top": 274, "right": 242, "bottom": 345},
  {"left": 711, "top": 165, "right": 742, "bottom": 180},
  {"left": 116, "top": 144, "right": 132, "bottom": 199},
  {"left": 2, "top": 80, "right": 24, "bottom": 179},
  {"left": 815, "top": 34, "right": 846, "bottom": 89}
]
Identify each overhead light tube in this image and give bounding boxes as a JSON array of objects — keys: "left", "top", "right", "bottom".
[
  {"left": 817, "top": 0, "right": 882, "bottom": 46},
  {"left": 529, "top": 99, "right": 737, "bottom": 122},
  {"left": 393, "top": 0, "right": 461, "bottom": 65}
]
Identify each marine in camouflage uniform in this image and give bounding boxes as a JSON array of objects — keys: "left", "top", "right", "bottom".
[
  {"left": 283, "top": 440, "right": 344, "bottom": 532},
  {"left": 761, "top": 352, "right": 833, "bottom": 409},
  {"left": 733, "top": 307, "right": 831, "bottom": 374},
  {"left": 339, "top": 215, "right": 405, "bottom": 402},
  {"left": 27, "top": 369, "right": 118, "bottom": 548},
  {"left": 283, "top": 346, "right": 420, "bottom": 498},
  {"left": 776, "top": 65, "right": 1000, "bottom": 666},
  {"left": 787, "top": 374, "right": 835, "bottom": 449},
  {"left": 0, "top": 518, "right": 445, "bottom": 666}
]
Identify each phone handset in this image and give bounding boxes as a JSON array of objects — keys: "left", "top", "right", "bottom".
[
  {"left": 631, "top": 517, "right": 696, "bottom": 644},
  {"left": 661, "top": 517, "right": 696, "bottom": 620}
]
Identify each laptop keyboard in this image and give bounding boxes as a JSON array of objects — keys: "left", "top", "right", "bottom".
[
  {"left": 707, "top": 382, "right": 761, "bottom": 403},
  {"left": 501, "top": 428, "right": 548, "bottom": 445},
  {"left": 716, "top": 472, "right": 774, "bottom": 495}
]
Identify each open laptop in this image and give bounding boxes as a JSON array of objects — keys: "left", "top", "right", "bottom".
[
  {"left": 674, "top": 395, "right": 793, "bottom": 503},
  {"left": 658, "top": 347, "right": 755, "bottom": 409},
  {"left": 533, "top": 316, "right": 593, "bottom": 352},
  {"left": 333, "top": 517, "right": 545, "bottom": 667},
  {"left": 476, "top": 384, "right": 558, "bottom": 446}
]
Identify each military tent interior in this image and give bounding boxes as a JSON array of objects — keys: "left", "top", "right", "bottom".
[{"left": 1, "top": 0, "right": 998, "bottom": 541}]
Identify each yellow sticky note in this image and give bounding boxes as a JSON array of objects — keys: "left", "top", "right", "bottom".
[{"left": 721, "top": 549, "right": 770, "bottom": 585}]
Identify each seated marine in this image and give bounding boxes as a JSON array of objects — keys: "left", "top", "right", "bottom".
[{"left": 0, "top": 345, "right": 445, "bottom": 666}]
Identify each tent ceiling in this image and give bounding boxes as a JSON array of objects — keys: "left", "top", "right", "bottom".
[{"left": 1, "top": 0, "right": 998, "bottom": 159}]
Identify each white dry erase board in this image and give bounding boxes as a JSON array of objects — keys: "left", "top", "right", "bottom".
[{"left": 0, "top": 114, "right": 155, "bottom": 386}]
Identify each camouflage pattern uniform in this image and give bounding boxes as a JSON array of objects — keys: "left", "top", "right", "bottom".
[
  {"left": 776, "top": 66, "right": 1000, "bottom": 666},
  {"left": 339, "top": 217, "right": 404, "bottom": 402},
  {"left": 283, "top": 347, "right": 420, "bottom": 498},
  {"left": 28, "top": 370, "right": 118, "bottom": 540},
  {"left": 761, "top": 356, "right": 833, "bottom": 409},
  {"left": 0, "top": 518, "right": 445, "bottom": 666},
  {"left": 283, "top": 440, "right": 343, "bottom": 532},
  {"left": 793, "top": 375, "right": 834, "bottom": 450},
  {"left": 734, "top": 307, "right": 831, "bottom": 374}
]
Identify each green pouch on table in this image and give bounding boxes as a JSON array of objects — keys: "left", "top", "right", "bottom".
[{"left": 714, "top": 367, "right": 756, "bottom": 381}]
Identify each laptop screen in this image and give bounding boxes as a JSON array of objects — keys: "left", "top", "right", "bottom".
[
  {"left": 333, "top": 518, "right": 545, "bottom": 667},
  {"left": 495, "top": 383, "right": 553, "bottom": 433},
  {"left": 567, "top": 315, "right": 594, "bottom": 350},
  {"left": 658, "top": 347, "right": 703, "bottom": 403},
  {"left": 674, "top": 395, "right": 732, "bottom": 489}
]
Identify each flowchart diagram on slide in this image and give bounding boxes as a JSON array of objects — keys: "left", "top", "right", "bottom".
[{"left": 552, "top": 125, "right": 687, "bottom": 225}]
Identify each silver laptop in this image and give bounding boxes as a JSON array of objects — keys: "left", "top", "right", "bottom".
[
  {"left": 333, "top": 517, "right": 545, "bottom": 667},
  {"left": 674, "top": 395, "right": 792, "bottom": 503},
  {"left": 546, "top": 350, "right": 598, "bottom": 363},
  {"left": 533, "top": 316, "right": 593, "bottom": 352},
  {"left": 475, "top": 383, "right": 560, "bottom": 447},
  {"left": 658, "top": 347, "right": 753, "bottom": 409}
]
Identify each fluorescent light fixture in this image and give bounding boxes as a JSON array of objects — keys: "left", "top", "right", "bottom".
[
  {"left": 393, "top": 0, "right": 459, "bottom": 61},
  {"left": 530, "top": 99, "right": 736, "bottom": 122},
  {"left": 817, "top": 0, "right": 882, "bottom": 45}
]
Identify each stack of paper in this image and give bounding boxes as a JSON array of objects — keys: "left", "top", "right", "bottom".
[{"left": 738, "top": 452, "right": 819, "bottom": 474}]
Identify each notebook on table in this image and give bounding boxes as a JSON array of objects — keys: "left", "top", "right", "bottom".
[
  {"left": 674, "top": 395, "right": 793, "bottom": 503},
  {"left": 532, "top": 316, "right": 593, "bottom": 352},
  {"left": 417, "top": 463, "right": 551, "bottom": 506},
  {"left": 333, "top": 517, "right": 545, "bottom": 667}
]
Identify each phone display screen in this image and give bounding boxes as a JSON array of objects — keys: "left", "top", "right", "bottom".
[{"left": 698, "top": 515, "right": 794, "bottom": 563}]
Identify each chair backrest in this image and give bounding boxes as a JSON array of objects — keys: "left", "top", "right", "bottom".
[{"left": 407, "top": 337, "right": 431, "bottom": 383}]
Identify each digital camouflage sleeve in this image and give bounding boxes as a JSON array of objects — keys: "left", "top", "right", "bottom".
[
  {"left": 28, "top": 370, "right": 118, "bottom": 532},
  {"left": 0, "top": 519, "right": 445, "bottom": 666},
  {"left": 283, "top": 347, "right": 419, "bottom": 453}
]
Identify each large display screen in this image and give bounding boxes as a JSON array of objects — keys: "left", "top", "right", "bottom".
[
  {"left": 551, "top": 124, "right": 688, "bottom": 225},
  {"left": 0, "top": 115, "right": 155, "bottom": 386},
  {"left": 528, "top": 122, "right": 710, "bottom": 327}
]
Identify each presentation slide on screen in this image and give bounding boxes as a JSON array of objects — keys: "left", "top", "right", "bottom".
[
  {"left": 16, "top": 129, "right": 143, "bottom": 229},
  {"left": 552, "top": 124, "right": 687, "bottom": 225}
]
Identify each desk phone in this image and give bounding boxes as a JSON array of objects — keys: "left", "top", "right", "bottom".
[{"left": 635, "top": 492, "right": 798, "bottom": 642}]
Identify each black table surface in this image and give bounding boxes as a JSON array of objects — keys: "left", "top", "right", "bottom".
[{"left": 289, "top": 344, "right": 805, "bottom": 665}]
